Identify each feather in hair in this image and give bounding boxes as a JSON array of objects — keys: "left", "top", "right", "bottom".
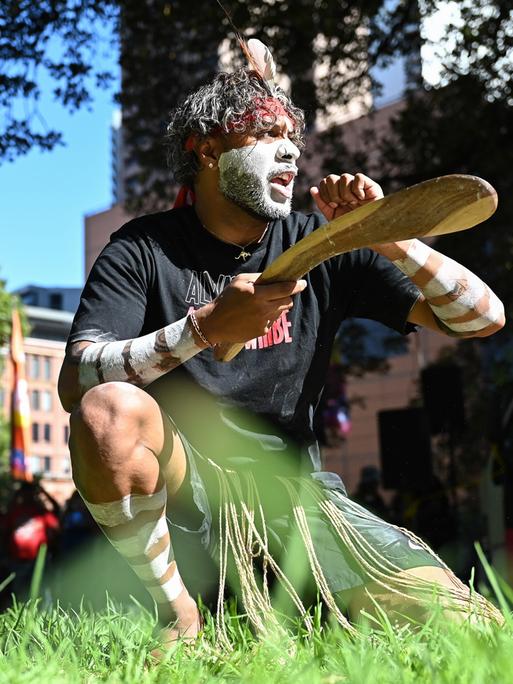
[
  {"left": 246, "top": 38, "right": 277, "bottom": 88},
  {"left": 236, "top": 35, "right": 267, "bottom": 80},
  {"left": 215, "top": 0, "right": 277, "bottom": 87}
]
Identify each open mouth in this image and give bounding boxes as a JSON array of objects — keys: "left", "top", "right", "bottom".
[{"left": 270, "top": 171, "right": 295, "bottom": 199}]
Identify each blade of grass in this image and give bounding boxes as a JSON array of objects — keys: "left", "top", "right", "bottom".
[
  {"left": 474, "top": 542, "right": 511, "bottom": 620},
  {"left": 29, "top": 543, "right": 47, "bottom": 602},
  {"left": 494, "top": 572, "right": 513, "bottom": 605},
  {"left": 0, "top": 572, "right": 15, "bottom": 593}
]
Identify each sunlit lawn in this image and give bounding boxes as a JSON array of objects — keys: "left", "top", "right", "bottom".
[
  {"left": 1, "top": 596, "right": 513, "bottom": 683},
  {"left": 1, "top": 543, "right": 512, "bottom": 683}
]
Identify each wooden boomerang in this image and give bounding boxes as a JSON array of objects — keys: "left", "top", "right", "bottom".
[{"left": 214, "top": 174, "right": 498, "bottom": 362}]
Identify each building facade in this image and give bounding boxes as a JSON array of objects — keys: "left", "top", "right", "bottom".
[
  {"left": 323, "top": 326, "right": 455, "bottom": 492},
  {"left": 1, "top": 300, "right": 75, "bottom": 505},
  {"left": 16, "top": 286, "right": 81, "bottom": 316}
]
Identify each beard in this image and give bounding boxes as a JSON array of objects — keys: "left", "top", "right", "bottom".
[{"left": 218, "top": 143, "right": 295, "bottom": 221}]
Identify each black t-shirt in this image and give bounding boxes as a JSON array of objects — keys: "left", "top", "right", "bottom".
[{"left": 69, "top": 207, "right": 420, "bottom": 472}]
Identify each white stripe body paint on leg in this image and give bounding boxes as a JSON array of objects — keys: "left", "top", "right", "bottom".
[
  {"left": 84, "top": 485, "right": 168, "bottom": 526},
  {"left": 393, "top": 239, "right": 504, "bottom": 334},
  {"left": 80, "top": 485, "right": 185, "bottom": 607},
  {"left": 78, "top": 315, "right": 203, "bottom": 393}
]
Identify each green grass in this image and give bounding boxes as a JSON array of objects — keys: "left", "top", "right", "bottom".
[
  {"left": 0, "top": 594, "right": 512, "bottom": 683},
  {"left": 1, "top": 544, "right": 512, "bottom": 683}
]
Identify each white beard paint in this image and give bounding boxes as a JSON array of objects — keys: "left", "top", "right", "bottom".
[{"left": 218, "top": 138, "right": 300, "bottom": 220}]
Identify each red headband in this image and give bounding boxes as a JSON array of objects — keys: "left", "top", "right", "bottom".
[{"left": 184, "top": 97, "right": 294, "bottom": 151}]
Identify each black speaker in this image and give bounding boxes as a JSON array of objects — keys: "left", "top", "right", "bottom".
[
  {"left": 378, "top": 407, "right": 432, "bottom": 489},
  {"left": 421, "top": 364, "right": 465, "bottom": 434}
]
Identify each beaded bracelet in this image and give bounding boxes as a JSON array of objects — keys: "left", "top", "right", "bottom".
[{"left": 189, "top": 310, "right": 213, "bottom": 348}]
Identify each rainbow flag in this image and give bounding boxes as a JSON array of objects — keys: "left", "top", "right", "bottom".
[{"left": 9, "top": 308, "right": 32, "bottom": 481}]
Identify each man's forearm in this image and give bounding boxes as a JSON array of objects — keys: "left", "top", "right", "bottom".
[
  {"left": 378, "top": 239, "right": 505, "bottom": 336},
  {"left": 76, "top": 315, "right": 206, "bottom": 393}
]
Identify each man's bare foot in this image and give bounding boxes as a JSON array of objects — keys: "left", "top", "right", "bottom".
[{"left": 150, "top": 597, "right": 202, "bottom": 661}]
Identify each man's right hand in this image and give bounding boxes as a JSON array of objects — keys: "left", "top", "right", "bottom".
[{"left": 195, "top": 273, "right": 307, "bottom": 345}]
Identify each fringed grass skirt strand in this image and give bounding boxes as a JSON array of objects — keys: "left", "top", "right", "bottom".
[{"left": 201, "top": 460, "right": 502, "bottom": 644}]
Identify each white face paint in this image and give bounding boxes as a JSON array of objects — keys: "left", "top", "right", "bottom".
[{"left": 218, "top": 136, "right": 300, "bottom": 220}]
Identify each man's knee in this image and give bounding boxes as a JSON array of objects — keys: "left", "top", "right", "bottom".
[
  {"left": 72, "top": 382, "right": 148, "bottom": 438},
  {"left": 69, "top": 382, "right": 155, "bottom": 472}
]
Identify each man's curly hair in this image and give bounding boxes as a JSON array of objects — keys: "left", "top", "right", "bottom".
[{"left": 165, "top": 68, "right": 305, "bottom": 186}]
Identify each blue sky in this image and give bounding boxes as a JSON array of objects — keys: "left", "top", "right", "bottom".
[{"left": 0, "top": 53, "right": 119, "bottom": 293}]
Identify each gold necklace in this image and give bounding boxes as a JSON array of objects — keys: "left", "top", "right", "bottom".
[
  {"left": 225, "top": 239, "right": 256, "bottom": 261},
  {"left": 202, "top": 224, "right": 270, "bottom": 261}
]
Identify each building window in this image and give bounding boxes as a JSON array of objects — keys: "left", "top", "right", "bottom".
[
  {"left": 63, "top": 425, "right": 69, "bottom": 444},
  {"left": 62, "top": 459, "right": 71, "bottom": 475},
  {"left": 32, "top": 423, "right": 39, "bottom": 442},
  {"left": 43, "top": 357, "right": 52, "bottom": 380},
  {"left": 41, "top": 390, "right": 52, "bottom": 412},
  {"left": 49, "top": 293, "right": 63, "bottom": 310},
  {"left": 31, "top": 389, "right": 40, "bottom": 411},
  {"left": 21, "top": 291, "right": 36, "bottom": 306},
  {"left": 0, "top": 388, "right": 4, "bottom": 409},
  {"left": 43, "top": 456, "right": 51, "bottom": 473},
  {"left": 43, "top": 424, "right": 51, "bottom": 442},
  {"left": 30, "top": 355, "right": 40, "bottom": 379},
  {"left": 29, "top": 456, "right": 44, "bottom": 474}
]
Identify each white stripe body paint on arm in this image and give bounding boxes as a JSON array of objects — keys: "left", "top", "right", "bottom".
[
  {"left": 428, "top": 283, "right": 487, "bottom": 319},
  {"left": 78, "top": 315, "right": 204, "bottom": 393},
  {"left": 392, "top": 239, "right": 431, "bottom": 278},
  {"left": 440, "top": 315, "right": 501, "bottom": 334},
  {"left": 421, "top": 260, "right": 485, "bottom": 300},
  {"left": 393, "top": 239, "right": 504, "bottom": 335}
]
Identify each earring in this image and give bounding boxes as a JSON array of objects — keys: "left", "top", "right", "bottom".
[{"left": 208, "top": 162, "right": 214, "bottom": 169}]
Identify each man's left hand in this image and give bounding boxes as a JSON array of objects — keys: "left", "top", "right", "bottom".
[{"left": 310, "top": 173, "right": 384, "bottom": 221}]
